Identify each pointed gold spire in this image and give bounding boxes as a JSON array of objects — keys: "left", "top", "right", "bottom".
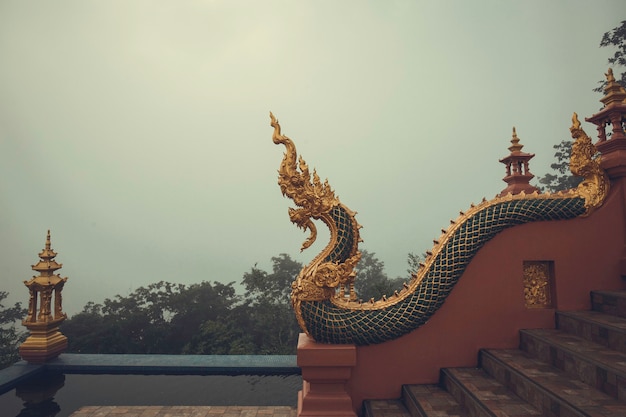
[
  {"left": 600, "top": 67, "right": 626, "bottom": 108},
  {"left": 508, "top": 127, "right": 524, "bottom": 153}
]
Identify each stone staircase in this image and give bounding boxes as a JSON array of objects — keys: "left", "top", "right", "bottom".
[{"left": 363, "top": 290, "right": 626, "bottom": 417}]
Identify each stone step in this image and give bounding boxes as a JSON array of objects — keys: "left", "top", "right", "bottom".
[
  {"left": 441, "top": 367, "right": 542, "bottom": 417},
  {"left": 591, "top": 290, "right": 626, "bottom": 319},
  {"left": 480, "top": 348, "right": 626, "bottom": 417},
  {"left": 556, "top": 310, "right": 626, "bottom": 354},
  {"left": 363, "top": 399, "right": 412, "bottom": 417},
  {"left": 402, "top": 384, "right": 468, "bottom": 417},
  {"left": 519, "top": 328, "right": 626, "bottom": 400}
]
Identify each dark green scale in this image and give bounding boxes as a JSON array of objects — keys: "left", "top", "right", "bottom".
[
  {"left": 301, "top": 196, "right": 586, "bottom": 345},
  {"left": 325, "top": 205, "right": 357, "bottom": 263}
]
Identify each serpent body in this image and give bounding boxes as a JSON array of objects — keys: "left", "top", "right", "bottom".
[{"left": 271, "top": 112, "right": 608, "bottom": 345}]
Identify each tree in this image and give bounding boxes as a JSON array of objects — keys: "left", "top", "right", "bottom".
[
  {"left": 183, "top": 315, "right": 255, "bottom": 355},
  {"left": 59, "top": 252, "right": 408, "bottom": 355},
  {"left": 0, "top": 291, "right": 27, "bottom": 369},
  {"left": 62, "top": 281, "right": 242, "bottom": 354},
  {"left": 240, "top": 254, "right": 302, "bottom": 354},
  {"left": 353, "top": 250, "right": 404, "bottom": 301},
  {"left": 594, "top": 20, "right": 626, "bottom": 92},
  {"left": 536, "top": 140, "right": 583, "bottom": 193},
  {"left": 166, "top": 281, "right": 242, "bottom": 352},
  {"left": 538, "top": 21, "right": 626, "bottom": 192},
  {"left": 405, "top": 252, "right": 425, "bottom": 277},
  {"left": 241, "top": 254, "right": 300, "bottom": 306}
]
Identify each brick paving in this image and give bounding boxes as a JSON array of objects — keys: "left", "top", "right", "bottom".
[
  {"left": 70, "top": 406, "right": 297, "bottom": 417},
  {"left": 364, "top": 399, "right": 411, "bottom": 417},
  {"left": 403, "top": 385, "right": 466, "bottom": 417}
]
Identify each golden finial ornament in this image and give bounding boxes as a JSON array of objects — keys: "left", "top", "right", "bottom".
[
  {"left": 508, "top": 127, "right": 523, "bottom": 153},
  {"left": 19, "top": 230, "right": 69, "bottom": 363},
  {"left": 606, "top": 68, "right": 616, "bottom": 83}
]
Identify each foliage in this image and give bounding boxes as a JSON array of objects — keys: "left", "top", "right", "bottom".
[
  {"left": 538, "top": 21, "right": 626, "bottom": 192},
  {"left": 353, "top": 250, "right": 410, "bottom": 301},
  {"left": 241, "top": 254, "right": 300, "bottom": 306},
  {"left": 536, "top": 140, "right": 583, "bottom": 193},
  {"left": 0, "top": 291, "right": 27, "bottom": 369},
  {"left": 594, "top": 20, "right": 626, "bottom": 92},
  {"left": 405, "top": 252, "right": 425, "bottom": 277},
  {"left": 62, "top": 281, "right": 243, "bottom": 354},
  {"left": 239, "top": 254, "right": 303, "bottom": 354},
  {"left": 59, "top": 251, "right": 425, "bottom": 355},
  {"left": 62, "top": 254, "right": 304, "bottom": 355}
]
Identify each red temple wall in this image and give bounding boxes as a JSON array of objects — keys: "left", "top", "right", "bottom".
[{"left": 346, "top": 179, "right": 626, "bottom": 411}]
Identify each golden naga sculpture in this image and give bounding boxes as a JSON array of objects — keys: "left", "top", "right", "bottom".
[
  {"left": 271, "top": 112, "right": 608, "bottom": 345},
  {"left": 569, "top": 112, "right": 609, "bottom": 212}
]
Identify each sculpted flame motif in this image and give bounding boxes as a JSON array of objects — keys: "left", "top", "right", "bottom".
[{"left": 271, "top": 112, "right": 608, "bottom": 345}]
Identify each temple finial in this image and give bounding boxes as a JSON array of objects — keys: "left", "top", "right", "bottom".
[
  {"left": 606, "top": 68, "right": 615, "bottom": 83},
  {"left": 508, "top": 127, "right": 523, "bottom": 153},
  {"left": 20, "top": 230, "right": 69, "bottom": 363},
  {"left": 585, "top": 69, "right": 626, "bottom": 152},
  {"left": 498, "top": 127, "right": 538, "bottom": 197}
]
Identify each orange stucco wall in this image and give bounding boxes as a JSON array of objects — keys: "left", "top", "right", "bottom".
[{"left": 346, "top": 179, "right": 626, "bottom": 411}]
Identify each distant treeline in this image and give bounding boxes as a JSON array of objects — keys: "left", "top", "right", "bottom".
[{"left": 59, "top": 250, "right": 414, "bottom": 355}]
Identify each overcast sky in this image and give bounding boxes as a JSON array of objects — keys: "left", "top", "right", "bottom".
[{"left": 1, "top": 1, "right": 624, "bottom": 316}]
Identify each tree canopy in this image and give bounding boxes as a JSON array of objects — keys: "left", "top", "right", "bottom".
[
  {"left": 594, "top": 20, "right": 626, "bottom": 92},
  {"left": 537, "top": 21, "right": 626, "bottom": 192},
  {"left": 0, "top": 292, "right": 27, "bottom": 369},
  {"left": 0, "top": 251, "right": 424, "bottom": 360},
  {"left": 56, "top": 250, "right": 420, "bottom": 355},
  {"left": 61, "top": 258, "right": 303, "bottom": 355}
]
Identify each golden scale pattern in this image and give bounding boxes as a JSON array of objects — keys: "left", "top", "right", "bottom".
[{"left": 271, "top": 112, "right": 608, "bottom": 345}]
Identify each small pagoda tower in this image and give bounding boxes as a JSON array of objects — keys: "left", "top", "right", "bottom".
[
  {"left": 585, "top": 68, "right": 626, "bottom": 179},
  {"left": 19, "top": 230, "right": 68, "bottom": 363},
  {"left": 498, "top": 127, "right": 539, "bottom": 197}
]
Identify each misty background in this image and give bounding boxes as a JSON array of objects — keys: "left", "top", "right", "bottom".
[{"left": 1, "top": 1, "right": 623, "bottom": 316}]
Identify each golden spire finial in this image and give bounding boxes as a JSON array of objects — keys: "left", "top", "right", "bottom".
[
  {"left": 606, "top": 68, "right": 615, "bottom": 83},
  {"left": 508, "top": 127, "right": 523, "bottom": 153},
  {"left": 45, "top": 230, "right": 51, "bottom": 251},
  {"left": 599, "top": 67, "right": 626, "bottom": 107},
  {"left": 20, "top": 230, "right": 69, "bottom": 363}
]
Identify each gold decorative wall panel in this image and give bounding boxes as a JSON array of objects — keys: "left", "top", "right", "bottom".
[{"left": 523, "top": 261, "right": 554, "bottom": 309}]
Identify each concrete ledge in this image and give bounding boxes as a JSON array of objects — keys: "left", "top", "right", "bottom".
[
  {"left": 0, "top": 361, "right": 45, "bottom": 395},
  {"left": 0, "top": 354, "right": 299, "bottom": 394},
  {"left": 46, "top": 354, "right": 299, "bottom": 375}
]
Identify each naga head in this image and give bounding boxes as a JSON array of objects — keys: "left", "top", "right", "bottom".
[
  {"left": 271, "top": 113, "right": 362, "bottom": 308},
  {"left": 569, "top": 112, "right": 609, "bottom": 215}
]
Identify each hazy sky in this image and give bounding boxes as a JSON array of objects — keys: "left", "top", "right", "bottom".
[{"left": 1, "top": 1, "right": 624, "bottom": 316}]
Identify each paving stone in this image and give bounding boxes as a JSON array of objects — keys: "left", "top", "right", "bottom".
[{"left": 69, "top": 406, "right": 296, "bottom": 417}]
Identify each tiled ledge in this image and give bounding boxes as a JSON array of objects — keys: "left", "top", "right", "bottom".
[
  {"left": 0, "top": 353, "right": 299, "bottom": 394},
  {"left": 0, "top": 361, "right": 44, "bottom": 394},
  {"left": 70, "top": 405, "right": 297, "bottom": 417},
  {"left": 46, "top": 353, "right": 299, "bottom": 374}
]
